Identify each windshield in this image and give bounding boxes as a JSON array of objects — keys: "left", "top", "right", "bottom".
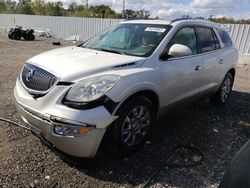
[{"left": 82, "top": 23, "right": 171, "bottom": 57}]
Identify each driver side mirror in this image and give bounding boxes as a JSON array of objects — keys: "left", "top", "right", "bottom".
[{"left": 160, "top": 44, "right": 192, "bottom": 60}]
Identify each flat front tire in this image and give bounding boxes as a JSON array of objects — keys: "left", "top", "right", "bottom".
[
  {"left": 107, "top": 96, "right": 156, "bottom": 155},
  {"left": 210, "top": 72, "right": 234, "bottom": 105}
]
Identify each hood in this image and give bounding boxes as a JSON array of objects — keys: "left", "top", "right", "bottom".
[{"left": 27, "top": 46, "right": 145, "bottom": 81}]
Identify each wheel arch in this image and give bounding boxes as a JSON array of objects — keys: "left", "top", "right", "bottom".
[
  {"left": 228, "top": 68, "right": 236, "bottom": 79},
  {"left": 113, "top": 90, "right": 160, "bottom": 117},
  {"left": 101, "top": 90, "right": 159, "bottom": 154}
]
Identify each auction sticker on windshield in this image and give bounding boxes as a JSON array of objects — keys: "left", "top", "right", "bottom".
[{"left": 145, "top": 27, "right": 166, "bottom": 33}]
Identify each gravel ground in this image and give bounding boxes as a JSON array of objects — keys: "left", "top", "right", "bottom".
[{"left": 0, "top": 33, "right": 250, "bottom": 188}]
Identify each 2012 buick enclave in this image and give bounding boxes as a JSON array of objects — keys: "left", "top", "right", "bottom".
[{"left": 14, "top": 19, "right": 238, "bottom": 157}]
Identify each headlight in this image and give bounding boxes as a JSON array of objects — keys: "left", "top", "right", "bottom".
[{"left": 65, "top": 75, "right": 120, "bottom": 103}]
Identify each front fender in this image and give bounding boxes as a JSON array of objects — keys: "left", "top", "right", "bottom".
[{"left": 106, "top": 68, "right": 163, "bottom": 113}]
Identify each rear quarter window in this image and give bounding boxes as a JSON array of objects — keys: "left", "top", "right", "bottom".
[{"left": 217, "top": 29, "right": 233, "bottom": 48}]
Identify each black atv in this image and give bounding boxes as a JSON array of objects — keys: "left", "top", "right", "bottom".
[{"left": 8, "top": 25, "right": 35, "bottom": 41}]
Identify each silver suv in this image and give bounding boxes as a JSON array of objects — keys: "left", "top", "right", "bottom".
[{"left": 14, "top": 19, "right": 238, "bottom": 157}]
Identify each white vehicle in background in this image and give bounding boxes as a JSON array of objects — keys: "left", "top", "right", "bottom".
[{"left": 14, "top": 18, "right": 238, "bottom": 157}]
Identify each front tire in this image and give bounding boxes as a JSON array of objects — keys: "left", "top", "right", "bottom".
[
  {"left": 210, "top": 72, "right": 234, "bottom": 105},
  {"left": 8, "top": 33, "right": 14, "bottom": 39},
  {"left": 14, "top": 33, "right": 21, "bottom": 40},
  {"left": 107, "top": 96, "right": 156, "bottom": 155}
]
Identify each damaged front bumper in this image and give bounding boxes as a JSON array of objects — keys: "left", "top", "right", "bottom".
[
  {"left": 15, "top": 102, "right": 106, "bottom": 157},
  {"left": 14, "top": 80, "right": 118, "bottom": 157}
]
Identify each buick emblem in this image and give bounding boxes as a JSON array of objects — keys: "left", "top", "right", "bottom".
[{"left": 26, "top": 68, "right": 35, "bottom": 81}]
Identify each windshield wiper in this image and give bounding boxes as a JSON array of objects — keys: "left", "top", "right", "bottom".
[{"left": 98, "top": 48, "right": 125, "bottom": 55}]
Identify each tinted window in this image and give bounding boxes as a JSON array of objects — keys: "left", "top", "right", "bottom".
[
  {"left": 196, "top": 27, "right": 217, "bottom": 53},
  {"left": 217, "top": 29, "right": 233, "bottom": 47},
  {"left": 168, "top": 27, "right": 197, "bottom": 55}
]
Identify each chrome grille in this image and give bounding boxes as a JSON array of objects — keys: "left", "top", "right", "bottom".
[{"left": 21, "top": 63, "right": 58, "bottom": 95}]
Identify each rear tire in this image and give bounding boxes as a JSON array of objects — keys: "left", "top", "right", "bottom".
[
  {"left": 28, "top": 34, "right": 35, "bottom": 41},
  {"left": 105, "top": 96, "right": 156, "bottom": 155},
  {"left": 210, "top": 72, "right": 234, "bottom": 105},
  {"left": 23, "top": 35, "right": 28, "bottom": 40}
]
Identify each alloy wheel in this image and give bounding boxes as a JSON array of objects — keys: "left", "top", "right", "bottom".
[
  {"left": 221, "top": 76, "right": 232, "bottom": 103},
  {"left": 121, "top": 105, "right": 151, "bottom": 146}
]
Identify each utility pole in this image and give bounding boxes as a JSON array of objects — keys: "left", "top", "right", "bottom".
[
  {"left": 86, "top": 0, "right": 89, "bottom": 10},
  {"left": 122, "top": 0, "right": 126, "bottom": 19},
  {"left": 81, "top": 0, "right": 88, "bottom": 9}
]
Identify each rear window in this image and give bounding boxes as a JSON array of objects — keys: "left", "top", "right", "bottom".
[
  {"left": 217, "top": 29, "right": 233, "bottom": 48},
  {"left": 196, "top": 27, "right": 217, "bottom": 53}
]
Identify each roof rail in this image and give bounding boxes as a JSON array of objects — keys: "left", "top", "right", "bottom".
[
  {"left": 170, "top": 17, "right": 209, "bottom": 23},
  {"left": 124, "top": 18, "right": 158, "bottom": 21},
  {"left": 170, "top": 18, "right": 194, "bottom": 23}
]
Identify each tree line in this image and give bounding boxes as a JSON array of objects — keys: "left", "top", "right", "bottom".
[
  {"left": 210, "top": 17, "right": 250, "bottom": 25},
  {"left": 182, "top": 15, "right": 250, "bottom": 24},
  {"left": 0, "top": 0, "right": 150, "bottom": 19},
  {"left": 1, "top": 0, "right": 249, "bottom": 23}
]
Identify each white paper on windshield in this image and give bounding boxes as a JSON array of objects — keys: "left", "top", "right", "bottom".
[{"left": 145, "top": 27, "right": 166, "bottom": 33}]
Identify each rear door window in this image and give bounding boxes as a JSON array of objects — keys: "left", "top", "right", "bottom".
[{"left": 196, "top": 27, "right": 217, "bottom": 53}]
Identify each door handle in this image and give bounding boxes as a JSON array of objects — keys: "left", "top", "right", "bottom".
[
  {"left": 195, "top": 65, "right": 203, "bottom": 71},
  {"left": 219, "top": 59, "right": 224, "bottom": 64}
]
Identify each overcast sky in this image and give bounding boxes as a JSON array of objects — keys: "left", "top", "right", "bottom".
[{"left": 51, "top": 0, "right": 250, "bottom": 19}]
